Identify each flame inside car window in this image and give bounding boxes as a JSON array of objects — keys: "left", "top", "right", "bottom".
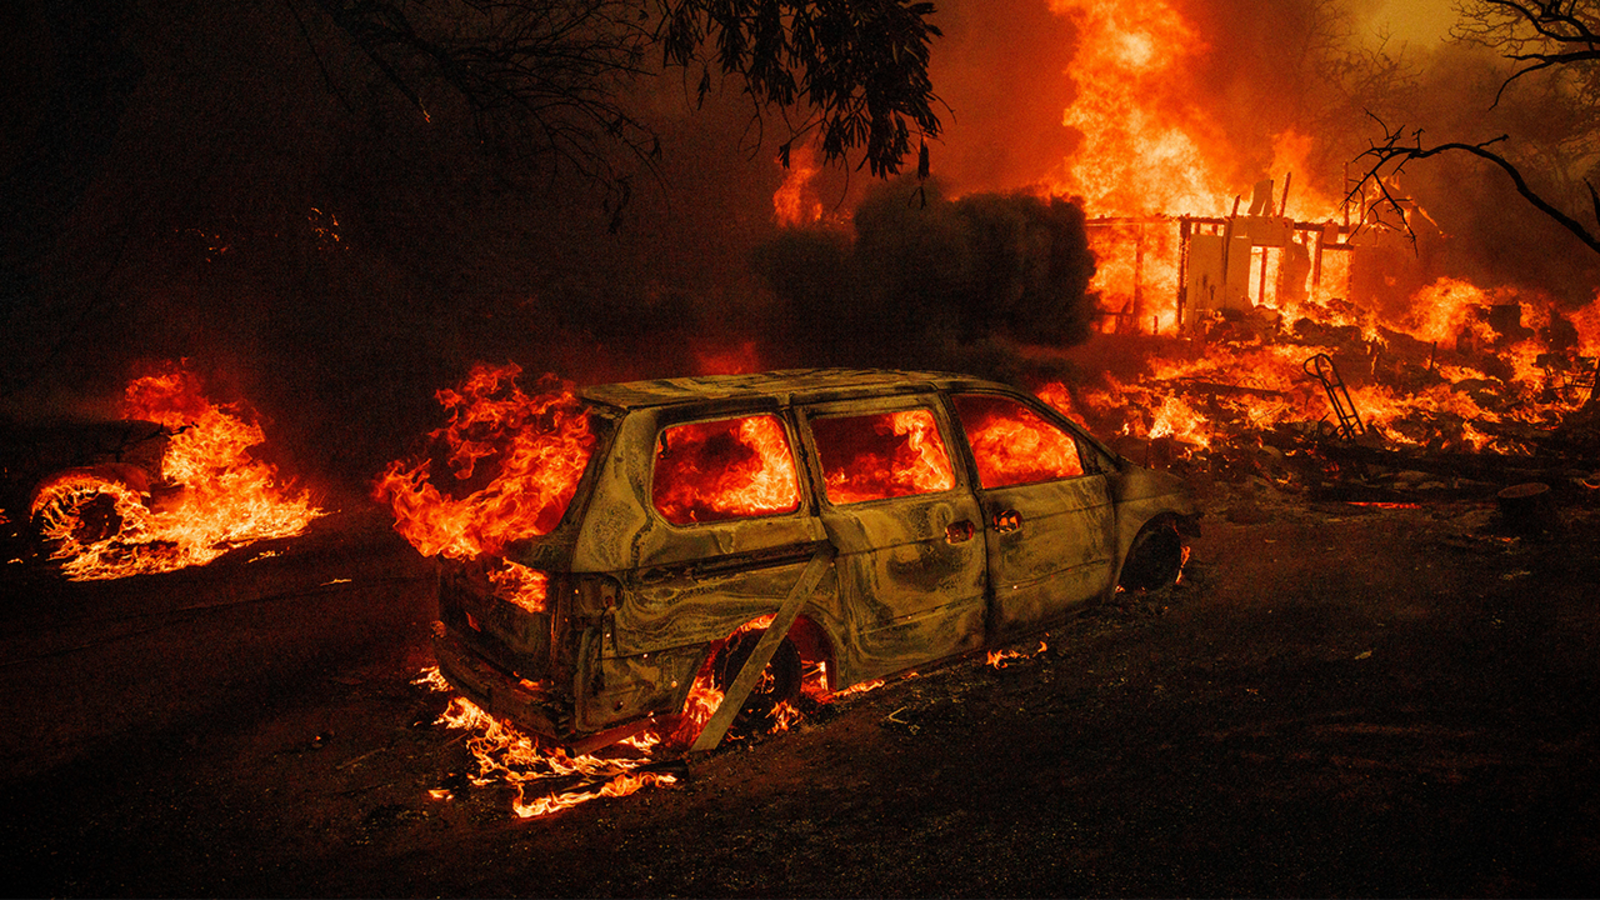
[
  {"left": 652, "top": 415, "right": 801, "bottom": 525},
  {"left": 810, "top": 408, "right": 956, "bottom": 504},
  {"left": 954, "top": 394, "right": 1085, "bottom": 489}
]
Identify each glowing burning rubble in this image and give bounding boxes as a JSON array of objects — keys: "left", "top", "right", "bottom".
[
  {"left": 1000, "top": 0, "right": 1600, "bottom": 484},
  {"left": 28, "top": 361, "right": 325, "bottom": 580},
  {"left": 1033, "top": 271, "right": 1600, "bottom": 490},
  {"left": 416, "top": 667, "right": 681, "bottom": 819}
]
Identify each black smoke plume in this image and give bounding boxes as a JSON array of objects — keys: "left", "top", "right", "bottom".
[{"left": 754, "top": 178, "right": 1098, "bottom": 379}]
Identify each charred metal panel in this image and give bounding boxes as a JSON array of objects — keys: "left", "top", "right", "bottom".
[
  {"left": 833, "top": 594, "right": 987, "bottom": 686},
  {"left": 980, "top": 474, "right": 1116, "bottom": 637},
  {"left": 799, "top": 392, "right": 990, "bottom": 685},
  {"left": 576, "top": 640, "right": 707, "bottom": 732},
  {"left": 570, "top": 407, "right": 827, "bottom": 575},
  {"left": 579, "top": 369, "right": 948, "bottom": 411},
  {"left": 613, "top": 551, "right": 837, "bottom": 656},
  {"left": 1106, "top": 465, "right": 1202, "bottom": 581},
  {"left": 438, "top": 562, "right": 553, "bottom": 678},
  {"left": 434, "top": 630, "right": 572, "bottom": 738},
  {"left": 824, "top": 498, "right": 986, "bottom": 622}
]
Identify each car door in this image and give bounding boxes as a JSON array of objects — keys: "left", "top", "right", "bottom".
[
  {"left": 949, "top": 391, "right": 1117, "bottom": 638},
  {"left": 797, "top": 396, "right": 988, "bottom": 684}
]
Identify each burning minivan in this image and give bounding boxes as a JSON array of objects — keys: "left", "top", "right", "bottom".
[{"left": 421, "top": 368, "right": 1199, "bottom": 751}]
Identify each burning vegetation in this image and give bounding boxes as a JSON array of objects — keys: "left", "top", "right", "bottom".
[{"left": 28, "top": 361, "right": 324, "bottom": 580}]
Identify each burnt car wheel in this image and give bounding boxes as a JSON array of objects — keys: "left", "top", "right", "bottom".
[
  {"left": 1119, "top": 519, "right": 1186, "bottom": 592},
  {"left": 29, "top": 465, "right": 154, "bottom": 549},
  {"left": 711, "top": 629, "right": 803, "bottom": 735}
]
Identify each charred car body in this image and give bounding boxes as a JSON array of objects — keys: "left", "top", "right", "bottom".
[{"left": 433, "top": 369, "right": 1200, "bottom": 750}]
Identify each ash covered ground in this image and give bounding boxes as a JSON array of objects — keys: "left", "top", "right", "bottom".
[{"left": 2, "top": 476, "right": 1599, "bottom": 898}]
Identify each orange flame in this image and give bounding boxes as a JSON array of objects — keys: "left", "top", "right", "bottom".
[
  {"left": 652, "top": 415, "right": 801, "bottom": 524},
  {"left": 374, "top": 364, "right": 595, "bottom": 560},
  {"left": 1042, "top": 269, "right": 1597, "bottom": 458},
  {"left": 956, "top": 395, "right": 1084, "bottom": 487},
  {"left": 423, "top": 682, "right": 677, "bottom": 820},
  {"left": 487, "top": 560, "right": 549, "bottom": 614},
  {"left": 987, "top": 640, "right": 1049, "bottom": 669},
  {"left": 29, "top": 361, "right": 323, "bottom": 580},
  {"left": 773, "top": 144, "right": 824, "bottom": 227},
  {"left": 816, "top": 409, "right": 956, "bottom": 504},
  {"left": 1045, "top": 0, "right": 1348, "bottom": 332}
]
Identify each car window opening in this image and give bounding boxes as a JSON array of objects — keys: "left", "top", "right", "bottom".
[
  {"left": 652, "top": 415, "right": 801, "bottom": 524},
  {"left": 810, "top": 408, "right": 956, "bottom": 504},
  {"left": 954, "top": 393, "right": 1085, "bottom": 488}
]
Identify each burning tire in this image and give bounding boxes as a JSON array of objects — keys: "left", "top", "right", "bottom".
[
  {"left": 29, "top": 464, "right": 154, "bottom": 550},
  {"left": 711, "top": 629, "right": 803, "bottom": 735},
  {"left": 1118, "top": 518, "right": 1186, "bottom": 592}
]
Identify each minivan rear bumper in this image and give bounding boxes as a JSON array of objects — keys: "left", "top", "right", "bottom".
[{"left": 433, "top": 627, "right": 571, "bottom": 741}]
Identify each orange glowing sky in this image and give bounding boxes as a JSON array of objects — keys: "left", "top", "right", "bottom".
[{"left": 1365, "top": 0, "right": 1458, "bottom": 46}]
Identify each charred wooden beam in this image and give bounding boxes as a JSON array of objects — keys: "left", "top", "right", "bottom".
[
  {"left": 1167, "top": 378, "right": 1289, "bottom": 400},
  {"left": 1316, "top": 441, "right": 1581, "bottom": 486}
]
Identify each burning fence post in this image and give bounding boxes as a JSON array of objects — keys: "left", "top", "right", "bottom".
[{"left": 1496, "top": 482, "right": 1553, "bottom": 533}]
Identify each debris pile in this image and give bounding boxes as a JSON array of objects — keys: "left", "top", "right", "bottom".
[{"left": 1043, "top": 290, "right": 1600, "bottom": 506}]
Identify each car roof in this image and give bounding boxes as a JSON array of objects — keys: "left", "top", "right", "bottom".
[{"left": 577, "top": 368, "right": 1010, "bottom": 411}]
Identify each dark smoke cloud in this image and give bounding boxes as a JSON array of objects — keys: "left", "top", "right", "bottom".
[{"left": 753, "top": 178, "right": 1097, "bottom": 379}]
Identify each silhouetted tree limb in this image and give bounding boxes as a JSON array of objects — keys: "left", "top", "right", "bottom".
[
  {"left": 656, "top": 0, "right": 942, "bottom": 177},
  {"left": 1454, "top": 0, "right": 1600, "bottom": 105},
  {"left": 1350, "top": 116, "right": 1600, "bottom": 256},
  {"left": 298, "top": 0, "right": 943, "bottom": 213},
  {"left": 1349, "top": 2, "right": 1600, "bottom": 256}
]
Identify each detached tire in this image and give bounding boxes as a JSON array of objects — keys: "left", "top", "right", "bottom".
[
  {"left": 1119, "top": 520, "right": 1185, "bottom": 592},
  {"left": 711, "top": 629, "right": 802, "bottom": 735}
]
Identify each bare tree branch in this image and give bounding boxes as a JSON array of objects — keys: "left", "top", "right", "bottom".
[
  {"left": 1349, "top": 2, "right": 1600, "bottom": 255},
  {"left": 1454, "top": 0, "right": 1600, "bottom": 105},
  {"left": 1348, "top": 114, "right": 1600, "bottom": 255},
  {"left": 300, "top": 0, "right": 944, "bottom": 217}
]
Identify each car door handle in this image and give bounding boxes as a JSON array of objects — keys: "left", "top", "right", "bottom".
[
  {"left": 945, "top": 520, "right": 976, "bottom": 543},
  {"left": 992, "top": 510, "right": 1022, "bottom": 534}
]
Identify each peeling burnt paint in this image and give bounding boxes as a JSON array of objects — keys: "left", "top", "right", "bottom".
[{"left": 432, "top": 369, "right": 1200, "bottom": 749}]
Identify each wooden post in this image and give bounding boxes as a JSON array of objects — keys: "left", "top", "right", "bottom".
[{"left": 689, "top": 544, "right": 837, "bottom": 753}]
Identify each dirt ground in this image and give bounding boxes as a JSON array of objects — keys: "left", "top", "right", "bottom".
[{"left": 2, "top": 476, "right": 1599, "bottom": 898}]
